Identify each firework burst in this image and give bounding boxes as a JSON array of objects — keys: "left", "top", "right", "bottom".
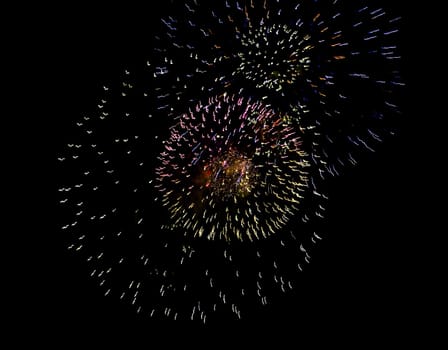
[
  {"left": 57, "top": 64, "right": 327, "bottom": 321},
  {"left": 154, "top": 0, "right": 404, "bottom": 176},
  {"left": 156, "top": 94, "right": 310, "bottom": 241}
]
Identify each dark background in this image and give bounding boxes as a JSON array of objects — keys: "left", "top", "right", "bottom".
[{"left": 48, "top": 1, "right": 436, "bottom": 342}]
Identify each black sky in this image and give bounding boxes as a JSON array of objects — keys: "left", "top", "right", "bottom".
[{"left": 48, "top": 1, "right": 433, "bottom": 341}]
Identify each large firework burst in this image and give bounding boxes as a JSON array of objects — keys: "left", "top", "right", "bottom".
[{"left": 57, "top": 64, "right": 327, "bottom": 322}]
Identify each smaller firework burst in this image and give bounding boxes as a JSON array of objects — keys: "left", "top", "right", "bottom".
[
  {"left": 154, "top": 0, "right": 404, "bottom": 177},
  {"left": 155, "top": 94, "right": 310, "bottom": 241},
  {"left": 234, "top": 23, "right": 312, "bottom": 92}
]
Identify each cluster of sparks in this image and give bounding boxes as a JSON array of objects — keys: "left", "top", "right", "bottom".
[
  {"left": 58, "top": 0, "right": 403, "bottom": 322},
  {"left": 235, "top": 23, "right": 312, "bottom": 91},
  {"left": 155, "top": 94, "right": 310, "bottom": 241}
]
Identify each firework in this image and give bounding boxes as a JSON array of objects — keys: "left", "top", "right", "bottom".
[
  {"left": 154, "top": 0, "right": 404, "bottom": 176},
  {"left": 57, "top": 0, "right": 404, "bottom": 322},
  {"left": 58, "top": 69, "right": 327, "bottom": 321},
  {"left": 156, "top": 94, "right": 310, "bottom": 241}
]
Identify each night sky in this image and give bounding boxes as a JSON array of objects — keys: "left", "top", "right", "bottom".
[{"left": 48, "top": 0, "right": 434, "bottom": 341}]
